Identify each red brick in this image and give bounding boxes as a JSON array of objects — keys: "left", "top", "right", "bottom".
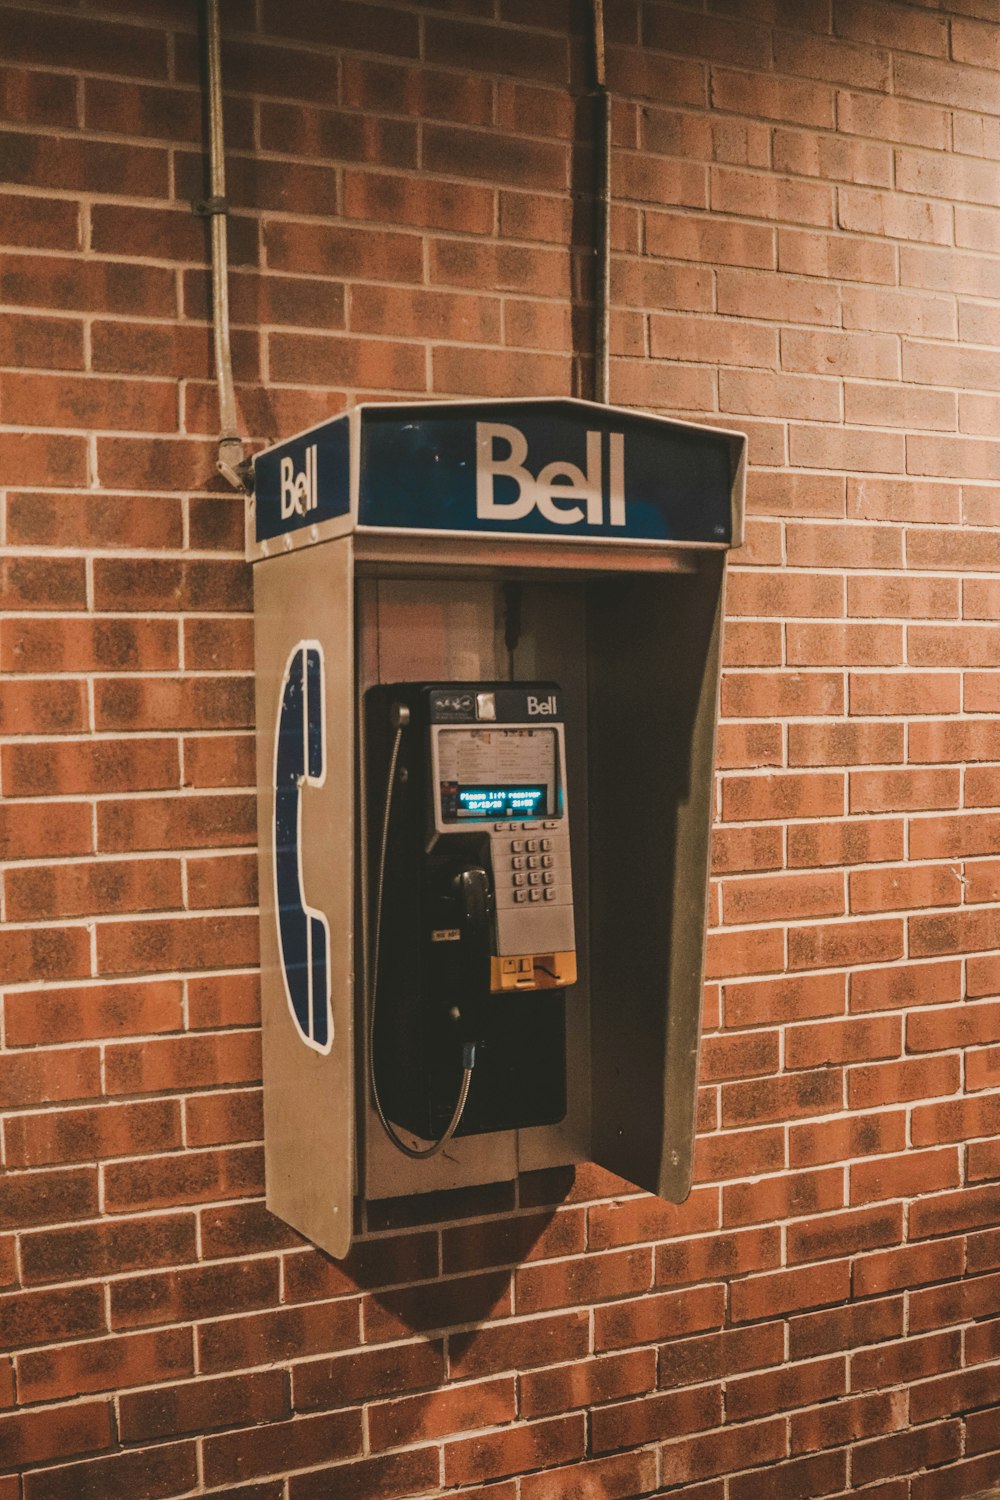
[
  {"left": 289, "top": 1450, "right": 439, "bottom": 1500},
  {"left": 789, "top": 1110, "right": 906, "bottom": 1168},
  {"left": 788, "top": 917, "right": 904, "bottom": 971},
  {"left": 722, "top": 772, "right": 844, "bottom": 822},
  {"left": 185, "top": 1090, "right": 261, "bottom": 1151},
  {"left": 722, "top": 1070, "right": 843, "bottom": 1128},
  {"left": 105, "top": 1031, "right": 260, "bottom": 1095},
  {"left": 202, "top": 1408, "right": 361, "bottom": 1488},
  {"left": 0, "top": 1401, "right": 113, "bottom": 1471},
  {"left": 853, "top": 1239, "right": 965, "bottom": 1301},
  {"left": 520, "top": 1452, "right": 658, "bottom": 1500},
  {"left": 853, "top": 1421, "right": 963, "bottom": 1487},
  {"left": 20, "top": 1211, "right": 195, "bottom": 1285},
  {"left": 655, "top": 1226, "right": 780, "bottom": 1286},
  {"left": 731, "top": 1259, "right": 850, "bottom": 1322},
  {"left": 17, "top": 1327, "right": 193, "bottom": 1404},
  {"left": 910, "top": 1184, "right": 1000, "bottom": 1241},
  {"left": 376, "top": 1371, "right": 520, "bottom": 1448},
  {"left": 183, "top": 734, "right": 256, "bottom": 789},
  {"left": 784, "top": 1015, "right": 901, "bottom": 1070},
  {"left": 787, "top": 1203, "right": 902, "bottom": 1266},
  {"left": 723, "top": 1167, "right": 844, "bottom": 1228},
  {"left": 729, "top": 1450, "right": 846, "bottom": 1500},
  {"left": 97, "top": 792, "right": 256, "bottom": 854},
  {"left": 449, "top": 1310, "right": 589, "bottom": 1380},
  {"left": 727, "top": 1355, "right": 844, "bottom": 1424},
  {"left": 723, "top": 972, "right": 845, "bottom": 1028},
  {"left": 660, "top": 1323, "right": 785, "bottom": 1388},
  {"left": 660, "top": 1417, "right": 788, "bottom": 1488},
  {"left": 968, "top": 1046, "right": 1000, "bottom": 1093},
  {"left": 6, "top": 1098, "right": 182, "bottom": 1169},
  {"left": 519, "top": 1349, "right": 656, "bottom": 1419},
  {"left": 93, "top": 675, "right": 252, "bottom": 733},
  {"left": 789, "top": 1295, "right": 904, "bottom": 1359},
  {"left": 710, "top": 824, "right": 783, "bottom": 876},
  {"left": 120, "top": 1369, "right": 288, "bottom": 1443},
  {"left": 594, "top": 1284, "right": 725, "bottom": 1352},
  {"left": 0, "top": 1166, "right": 98, "bottom": 1233},
  {"left": 111, "top": 1257, "right": 279, "bottom": 1332},
  {"left": 0, "top": 1045, "right": 100, "bottom": 1110},
  {"left": 590, "top": 1383, "right": 720, "bottom": 1455},
  {"left": 444, "top": 1414, "right": 585, "bottom": 1488},
  {"left": 788, "top": 622, "right": 903, "bottom": 667},
  {"left": 0, "top": 1284, "right": 107, "bottom": 1353},
  {"left": 722, "top": 669, "right": 843, "bottom": 719},
  {"left": 3, "top": 978, "right": 183, "bottom": 1048},
  {"left": 850, "top": 862, "right": 961, "bottom": 916},
  {"left": 851, "top": 1147, "right": 960, "bottom": 1206},
  {"left": 103, "top": 1145, "right": 263, "bottom": 1213}
]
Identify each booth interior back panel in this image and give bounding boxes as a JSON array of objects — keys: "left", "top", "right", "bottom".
[{"left": 3, "top": 0, "right": 1000, "bottom": 1495}]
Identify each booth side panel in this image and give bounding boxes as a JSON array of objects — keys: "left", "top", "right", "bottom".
[
  {"left": 587, "top": 561, "right": 725, "bottom": 1200},
  {"left": 253, "top": 543, "right": 355, "bottom": 1260}
]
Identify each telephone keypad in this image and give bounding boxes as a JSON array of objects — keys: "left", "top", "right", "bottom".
[{"left": 494, "top": 823, "right": 571, "bottom": 917}]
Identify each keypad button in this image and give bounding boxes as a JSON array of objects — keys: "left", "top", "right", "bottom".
[
  {"left": 541, "top": 854, "right": 554, "bottom": 868},
  {"left": 540, "top": 838, "right": 552, "bottom": 851},
  {"left": 543, "top": 871, "right": 555, "bottom": 885},
  {"left": 513, "top": 873, "right": 526, "bottom": 887},
  {"left": 527, "top": 855, "right": 540, "bottom": 869},
  {"left": 514, "top": 889, "right": 527, "bottom": 903},
  {"left": 529, "top": 888, "right": 541, "bottom": 902},
  {"left": 511, "top": 839, "right": 524, "bottom": 853},
  {"left": 512, "top": 856, "right": 524, "bottom": 870},
  {"left": 543, "top": 820, "right": 558, "bottom": 829},
  {"left": 543, "top": 889, "right": 556, "bottom": 901},
  {"left": 526, "top": 839, "right": 538, "bottom": 852},
  {"left": 522, "top": 821, "right": 540, "bottom": 830},
  {"left": 529, "top": 873, "right": 541, "bottom": 886}
]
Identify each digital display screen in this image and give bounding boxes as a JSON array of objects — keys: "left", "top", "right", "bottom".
[
  {"left": 437, "top": 726, "right": 558, "bottom": 823},
  {"left": 457, "top": 785, "right": 546, "bottom": 819}
]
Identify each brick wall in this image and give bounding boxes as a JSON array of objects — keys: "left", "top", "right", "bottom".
[{"left": 2, "top": 0, "right": 1000, "bottom": 1494}]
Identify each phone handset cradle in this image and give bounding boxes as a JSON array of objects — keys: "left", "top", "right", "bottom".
[{"left": 369, "top": 702, "right": 477, "bottom": 1159}]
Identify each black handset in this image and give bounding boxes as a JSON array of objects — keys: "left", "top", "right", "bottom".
[{"left": 365, "top": 682, "right": 576, "bottom": 1149}]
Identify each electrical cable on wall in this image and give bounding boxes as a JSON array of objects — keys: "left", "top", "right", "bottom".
[
  {"left": 198, "top": 0, "right": 252, "bottom": 494},
  {"left": 592, "top": 0, "right": 611, "bottom": 406}
]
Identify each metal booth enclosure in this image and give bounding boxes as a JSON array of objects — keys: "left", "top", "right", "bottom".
[{"left": 249, "top": 398, "right": 746, "bottom": 1260}]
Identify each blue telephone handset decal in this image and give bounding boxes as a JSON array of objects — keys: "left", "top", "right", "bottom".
[{"left": 273, "top": 641, "right": 332, "bottom": 1054}]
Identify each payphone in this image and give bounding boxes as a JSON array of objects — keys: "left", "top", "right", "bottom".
[
  {"left": 249, "top": 396, "right": 746, "bottom": 1258},
  {"left": 365, "top": 681, "right": 576, "bottom": 1156}
]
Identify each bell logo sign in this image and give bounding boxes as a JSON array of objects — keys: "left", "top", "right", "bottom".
[
  {"left": 476, "top": 422, "right": 626, "bottom": 528},
  {"left": 280, "top": 444, "right": 319, "bottom": 520}
]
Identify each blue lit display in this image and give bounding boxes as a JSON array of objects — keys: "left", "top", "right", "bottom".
[{"left": 457, "top": 785, "right": 546, "bottom": 819}]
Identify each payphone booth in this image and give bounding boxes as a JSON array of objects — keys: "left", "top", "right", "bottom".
[{"left": 249, "top": 398, "right": 746, "bottom": 1259}]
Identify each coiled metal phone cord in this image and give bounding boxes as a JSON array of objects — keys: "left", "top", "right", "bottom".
[{"left": 368, "top": 720, "right": 475, "bottom": 1159}]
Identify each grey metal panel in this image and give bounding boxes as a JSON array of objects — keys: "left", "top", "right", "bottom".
[
  {"left": 587, "top": 558, "right": 726, "bottom": 1202},
  {"left": 254, "top": 540, "right": 355, "bottom": 1259}
]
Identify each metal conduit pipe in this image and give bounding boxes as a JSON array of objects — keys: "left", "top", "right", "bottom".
[
  {"left": 592, "top": 0, "right": 611, "bottom": 405},
  {"left": 199, "top": 0, "right": 251, "bottom": 492}
]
